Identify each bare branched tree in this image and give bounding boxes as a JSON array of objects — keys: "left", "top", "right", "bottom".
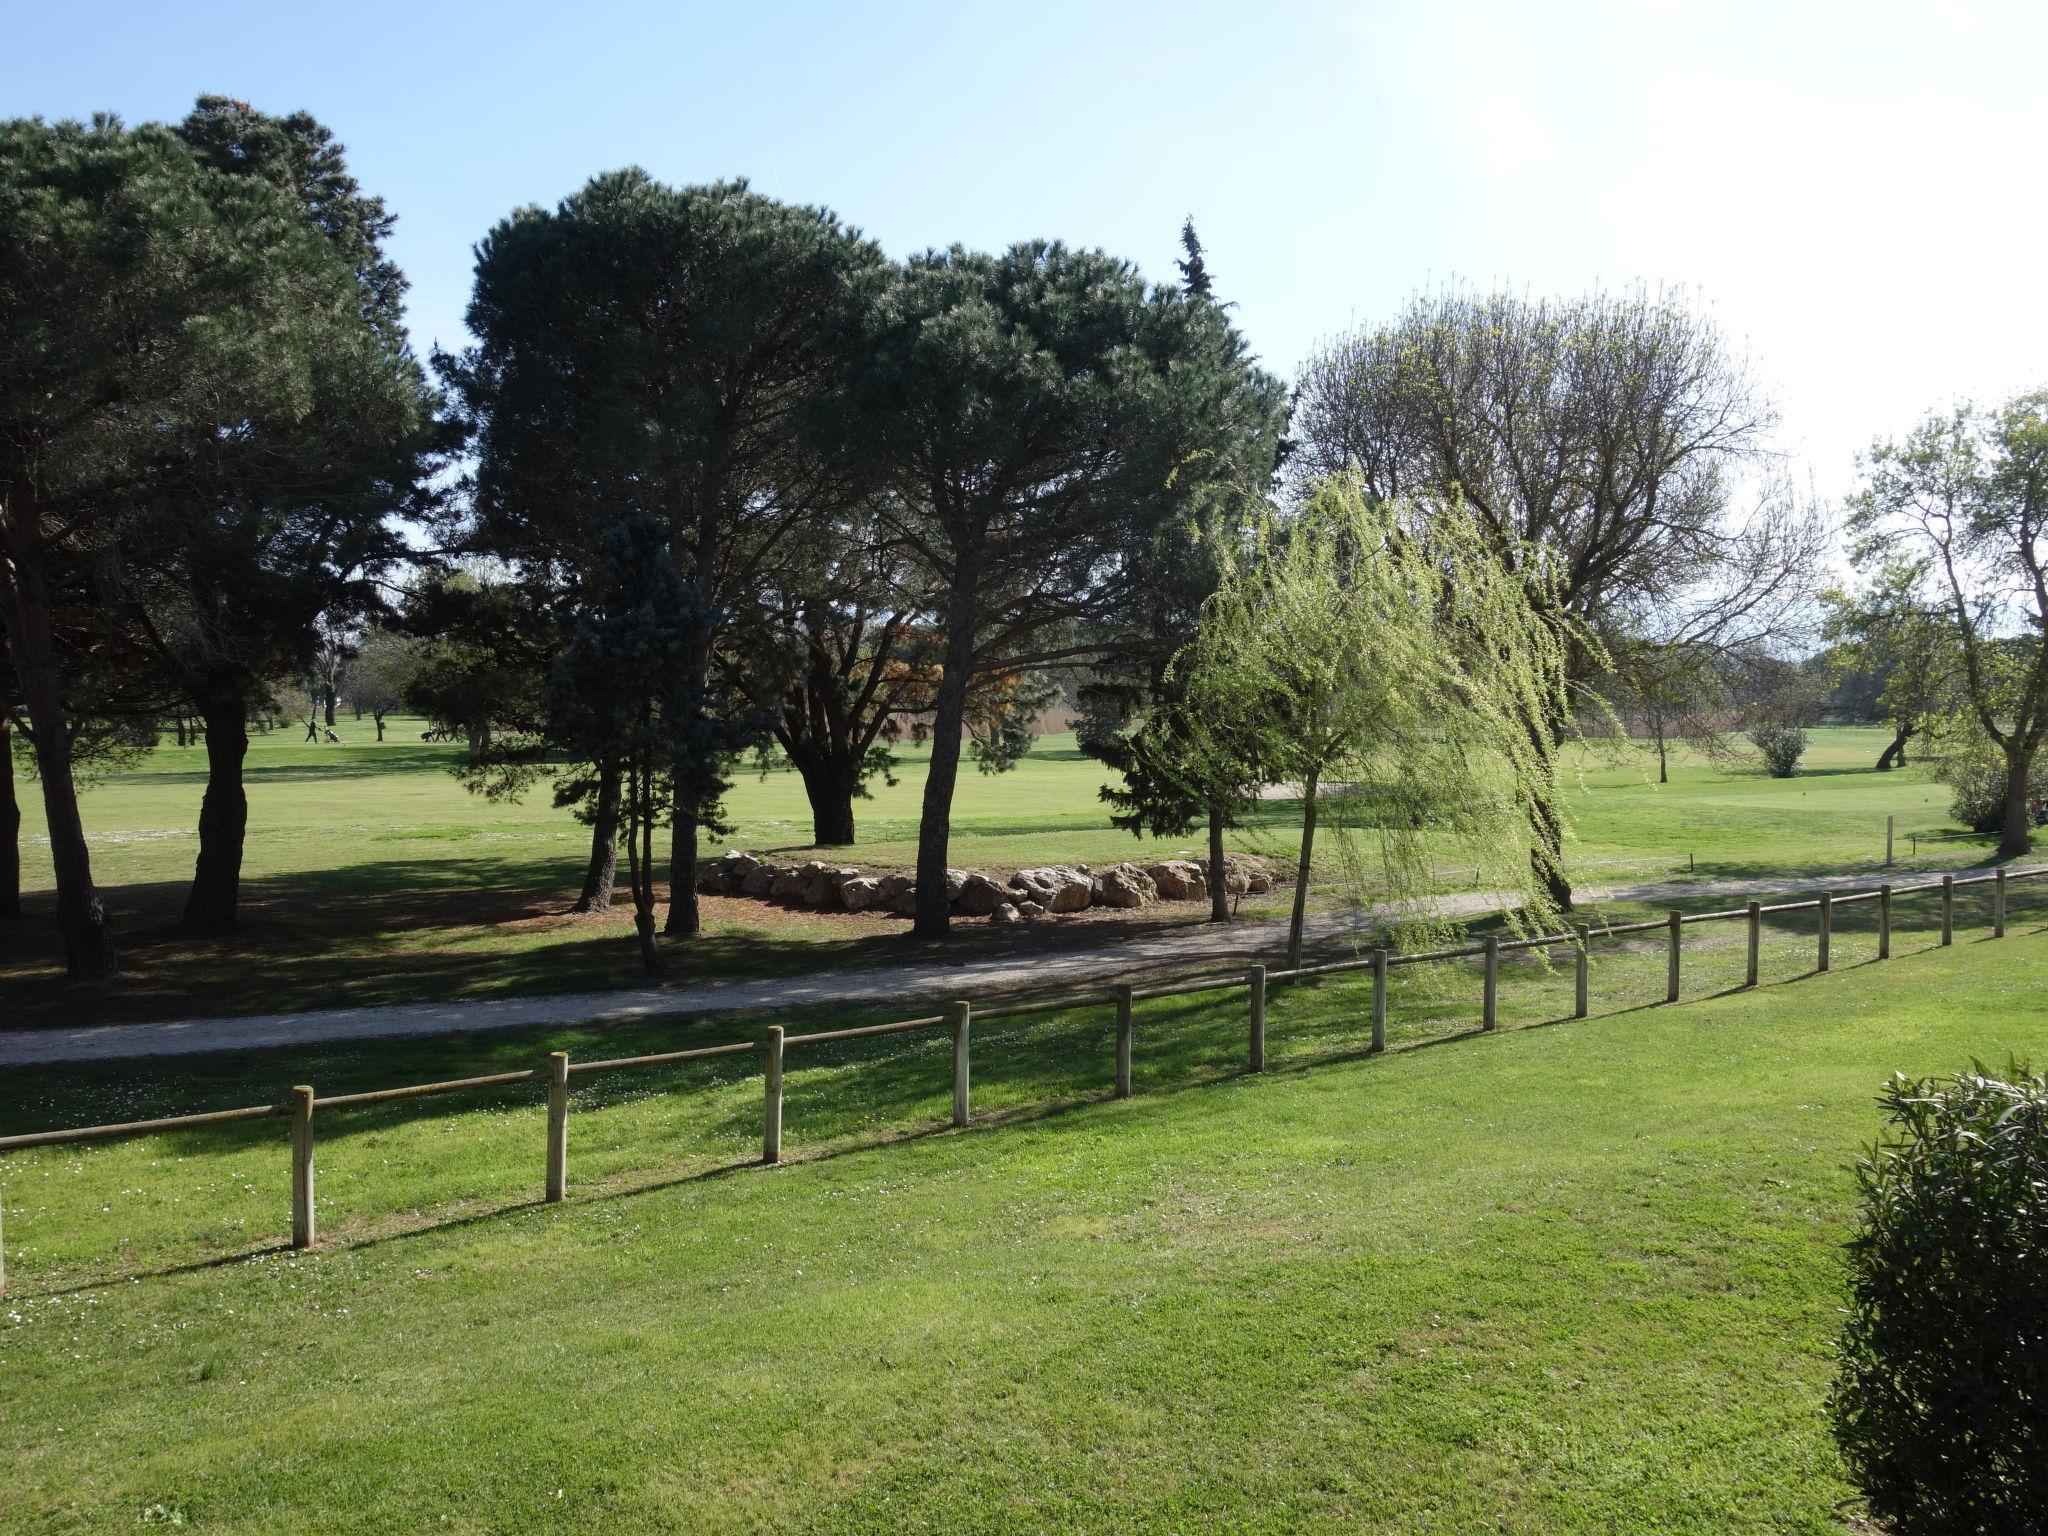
[{"left": 1293, "top": 286, "right": 1814, "bottom": 905}]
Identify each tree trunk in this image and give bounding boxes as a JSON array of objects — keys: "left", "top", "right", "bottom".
[
  {"left": 174, "top": 716, "right": 187, "bottom": 748},
  {"left": 1653, "top": 714, "right": 1668, "bottom": 784},
  {"left": 624, "top": 757, "right": 663, "bottom": 976},
  {"left": 373, "top": 712, "right": 386, "bottom": 743},
  {"left": 575, "top": 758, "right": 621, "bottom": 914},
  {"left": 797, "top": 759, "right": 858, "bottom": 847},
  {"left": 664, "top": 813, "right": 701, "bottom": 936},
  {"left": 1876, "top": 723, "right": 1912, "bottom": 771},
  {"left": 1997, "top": 743, "right": 2034, "bottom": 860},
  {"left": 182, "top": 688, "right": 250, "bottom": 931},
  {"left": 0, "top": 559, "right": 115, "bottom": 977},
  {"left": 1287, "top": 767, "right": 1320, "bottom": 969},
  {"left": 324, "top": 692, "right": 336, "bottom": 728},
  {"left": 1207, "top": 804, "right": 1230, "bottom": 922},
  {"left": 466, "top": 721, "right": 490, "bottom": 766},
  {"left": 1, "top": 716, "right": 20, "bottom": 920},
  {"left": 913, "top": 605, "right": 977, "bottom": 939}
]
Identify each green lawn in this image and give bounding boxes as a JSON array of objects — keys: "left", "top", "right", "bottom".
[
  {"left": 0, "top": 720, "right": 1990, "bottom": 1027},
  {"left": 5, "top": 904, "right": 2046, "bottom": 1532}
]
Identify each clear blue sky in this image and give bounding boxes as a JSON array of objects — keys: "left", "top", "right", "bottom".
[{"left": 8, "top": 0, "right": 2044, "bottom": 497}]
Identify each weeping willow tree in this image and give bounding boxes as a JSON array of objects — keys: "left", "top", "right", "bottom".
[{"left": 1179, "top": 475, "right": 1590, "bottom": 967}]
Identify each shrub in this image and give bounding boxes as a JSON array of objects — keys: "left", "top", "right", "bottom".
[
  {"left": 1831, "top": 1065, "right": 2048, "bottom": 1534},
  {"left": 1933, "top": 739, "right": 2047, "bottom": 834},
  {"left": 1747, "top": 722, "right": 1808, "bottom": 777}
]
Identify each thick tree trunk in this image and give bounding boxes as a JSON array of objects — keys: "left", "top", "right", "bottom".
[
  {"left": 1, "top": 716, "right": 19, "bottom": 920},
  {"left": 575, "top": 759, "right": 621, "bottom": 914},
  {"left": 913, "top": 608, "right": 977, "bottom": 939},
  {"left": 324, "top": 692, "right": 336, "bottom": 728},
  {"left": 1997, "top": 744, "right": 2034, "bottom": 860},
  {"left": 796, "top": 759, "right": 858, "bottom": 847},
  {"left": 1287, "top": 767, "right": 1320, "bottom": 969},
  {"left": 182, "top": 688, "right": 249, "bottom": 931},
  {"left": 466, "top": 721, "right": 490, "bottom": 766},
  {"left": 1207, "top": 805, "right": 1230, "bottom": 922},
  {"left": 0, "top": 561, "right": 115, "bottom": 977},
  {"left": 665, "top": 813, "right": 701, "bottom": 936},
  {"left": 373, "top": 712, "right": 386, "bottom": 742},
  {"left": 1653, "top": 716, "right": 1668, "bottom": 784},
  {"left": 1876, "top": 723, "right": 1912, "bottom": 771}
]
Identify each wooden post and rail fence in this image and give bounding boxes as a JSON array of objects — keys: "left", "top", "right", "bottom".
[{"left": 1, "top": 863, "right": 2041, "bottom": 1295}]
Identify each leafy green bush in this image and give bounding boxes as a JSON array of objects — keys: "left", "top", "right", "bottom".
[
  {"left": 1831, "top": 1065, "right": 2048, "bottom": 1534},
  {"left": 1933, "top": 740, "right": 2047, "bottom": 833},
  {"left": 1747, "top": 723, "right": 1808, "bottom": 777}
]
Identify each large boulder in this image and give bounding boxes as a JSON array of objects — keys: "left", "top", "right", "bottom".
[
  {"left": 839, "top": 876, "right": 882, "bottom": 913},
  {"left": 742, "top": 864, "right": 781, "bottom": 899},
  {"left": 1010, "top": 865, "right": 1092, "bottom": 913},
  {"left": 876, "top": 873, "right": 915, "bottom": 902},
  {"left": 1224, "top": 854, "right": 1274, "bottom": 895},
  {"left": 888, "top": 886, "right": 920, "bottom": 917},
  {"left": 952, "top": 872, "right": 1009, "bottom": 917},
  {"left": 802, "top": 865, "right": 859, "bottom": 908},
  {"left": 1148, "top": 859, "right": 1208, "bottom": 901},
  {"left": 769, "top": 868, "right": 808, "bottom": 902},
  {"left": 1091, "top": 862, "right": 1158, "bottom": 909}
]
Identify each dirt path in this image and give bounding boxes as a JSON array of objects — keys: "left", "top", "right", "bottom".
[{"left": 2, "top": 863, "right": 2024, "bottom": 1067}]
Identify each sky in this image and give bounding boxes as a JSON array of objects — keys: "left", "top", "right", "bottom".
[{"left": 7, "top": 0, "right": 2044, "bottom": 501}]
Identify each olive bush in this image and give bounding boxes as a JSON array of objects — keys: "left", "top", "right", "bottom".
[
  {"left": 1831, "top": 1065, "right": 2048, "bottom": 1534},
  {"left": 1747, "top": 722, "right": 1808, "bottom": 777}
]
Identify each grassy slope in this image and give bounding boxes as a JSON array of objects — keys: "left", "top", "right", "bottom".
[
  {"left": 5, "top": 915, "right": 2047, "bottom": 1532},
  {"left": 0, "top": 722, "right": 1976, "bottom": 1026}
]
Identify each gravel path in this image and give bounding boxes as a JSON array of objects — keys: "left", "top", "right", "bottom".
[{"left": 2, "top": 863, "right": 2024, "bottom": 1067}]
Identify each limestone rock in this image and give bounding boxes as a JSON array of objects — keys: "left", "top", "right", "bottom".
[
  {"left": 839, "top": 876, "right": 882, "bottom": 913},
  {"left": 953, "top": 872, "right": 1009, "bottom": 917},
  {"left": 742, "top": 864, "right": 781, "bottom": 899},
  {"left": 1010, "top": 865, "right": 1093, "bottom": 913},
  {"left": 989, "top": 901, "right": 1023, "bottom": 926},
  {"left": 1091, "top": 862, "right": 1158, "bottom": 909},
  {"left": 1148, "top": 859, "right": 1208, "bottom": 901}
]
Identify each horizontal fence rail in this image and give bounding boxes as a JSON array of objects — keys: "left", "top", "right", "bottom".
[{"left": 3, "top": 863, "right": 2045, "bottom": 1292}]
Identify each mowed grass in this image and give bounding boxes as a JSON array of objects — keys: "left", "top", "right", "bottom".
[
  {"left": 1, "top": 720, "right": 1986, "bottom": 1027},
  {"left": 5, "top": 905, "right": 2047, "bottom": 1532}
]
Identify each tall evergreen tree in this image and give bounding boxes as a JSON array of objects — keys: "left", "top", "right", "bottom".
[
  {"left": 441, "top": 172, "right": 883, "bottom": 939},
  {"left": 2, "top": 114, "right": 379, "bottom": 976},
  {"left": 846, "top": 241, "right": 1284, "bottom": 936},
  {"left": 115, "top": 98, "right": 440, "bottom": 932},
  {"left": 1176, "top": 216, "right": 1213, "bottom": 298}
]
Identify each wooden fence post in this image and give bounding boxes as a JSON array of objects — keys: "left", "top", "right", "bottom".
[
  {"left": 1941, "top": 875, "right": 1954, "bottom": 946},
  {"left": 1114, "top": 985, "right": 1133, "bottom": 1099},
  {"left": 950, "top": 1001, "right": 971, "bottom": 1128},
  {"left": 1746, "top": 901, "right": 1761, "bottom": 988},
  {"left": 1885, "top": 814, "right": 1894, "bottom": 867},
  {"left": 290, "top": 1085, "right": 315, "bottom": 1251},
  {"left": 1818, "top": 892, "right": 1832, "bottom": 973},
  {"left": 1248, "top": 964, "right": 1267, "bottom": 1072},
  {"left": 545, "top": 1051, "right": 569, "bottom": 1203},
  {"left": 1370, "top": 949, "right": 1388, "bottom": 1053},
  {"left": 1879, "top": 883, "right": 1892, "bottom": 960},
  {"left": 1666, "top": 910, "right": 1682, "bottom": 1003},
  {"left": 1995, "top": 867, "right": 2008, "bottom": 938},
  {"left": 1482, "top": 936, "right": 1499, "bottom": 1031},
  {"left": 762, "top": 1026, "right": 784, "bottom": 1166},
  {"left": 1574, "top": 926, "right": 1590, "bottom": 1019}
]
